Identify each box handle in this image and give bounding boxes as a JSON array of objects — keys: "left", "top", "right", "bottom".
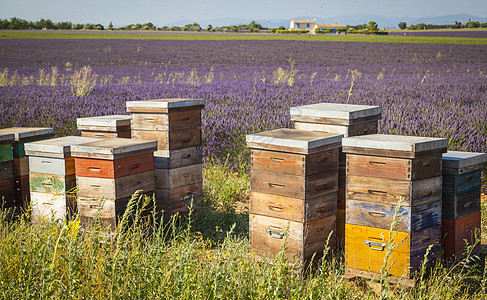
[
  {"left": 465, "top": 176, "right": 474, "bottom": 182},
  {"left": 182, "top": 173, "right": 191, "bottom": 178},
  {"left": 94, "top": 134, "right": 105, "bottom": 137},
  {"left": 41, "top": 182, "right": 54, "bottom": 186},
  {"left": 181, "top": 138, "right": 191, "bottom": 143},
  {"left": 90, "top": 184, "right": 101, "bottom": 188},
  {"left": 269, "top": 183, "right": 284, "bottom": 188},
  {"left": 180, "top": 194, "right": 193, "bottom": 202},
  {"left": 90, "top": 204, "right": 99, "bottom": 209},
  {"left": 268, "top": 205, "right": 283, "bottom": 211},
  {"left": 89, "top": 167, "right": 101, "bottom": 172},
  {"left": 464, "top": 201, "right": 472, "bottom": 208},
  {"left": 41, "top": 161, "right": 52, "bottom": 165},
  {"left": 42, "top": 202, "right": 54, "bottom": 206},
  {"left": 318, "top": 157, "right": 328, "bottom": 163},
  {"left": 130, "top": 163, "right": 140, "bottom": 170},
  {"left": 266, "top": 229, "right": 284, "bottom": 239},
  {"left": 181, "top": 116, "right": 191, "bottom": 121},
  {"left": 144, "top": 117, "right": 155, "bottom": 121},
  {"left": 182, "top": 154, "right": 192, "bottom": 159},
  {"left": 421, "top": 191, "right": 432, "bottom": 197},
  {"left": 368, "top": 190, "right": 387, "bottom": 196},
  {"left": 270, "top": 157, "right": 285, "bottom": 163},
  {"left": 423, "top": 161, "right": 432, "bottom": 167},
  {"left": 368, "top": 211, "right": 386, "bottom": 218},
  {"left": 316, "top": 206, "right": 328, "bottom": 213},
  {"left": 131, "top": 181, "right": 142, "bottom": 186},
  {"left": 316, "top": 183, "right": 329, "bottom": 191},
  {"left": 364, "top": 240, "right": 386, "bottom": 251},
  {"left": 369, "top": 161, "right": 386, "bottom": 166}
]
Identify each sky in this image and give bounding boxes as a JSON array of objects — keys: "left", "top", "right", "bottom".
[{"left": 0, "top": 0, "right": 486, "bottom": 26}]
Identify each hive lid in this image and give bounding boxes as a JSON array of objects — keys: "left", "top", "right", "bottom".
[
  {"left": 126, "top": 98, "right": 205, "bottom": 113},
  {"left": 154, "top": 150, "right": 170, "bottom": 169},
  {"left": 24, "top": 136, "right": 101, "bottom": 158},
  {"left": 342, "top": 134, "right": 448, "bottom": 158},
  {"left": 246, "top": 128, "right": 343, "bottom": 154},
  {"left": 442, "top": 151, "right": 487, "bottom": 173},
  {"left": 77, "top": 115, "right": 131, "bottom": 129},
  {"left": 0, "top": 127, "right": 54, "bottom": 142},
  {"left": 0, "top": 132, "right": 15, "bottom": 144},
  {"left": 290, "top": 103, "right": 382, "bottom": 125},
  {"left": 71, "top": 138, "right": 157, "bottom": 159}
]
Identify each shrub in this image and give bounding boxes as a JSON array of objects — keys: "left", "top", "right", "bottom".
[{"left": 276, "top": 30, "right": 309, "bottom": 34}]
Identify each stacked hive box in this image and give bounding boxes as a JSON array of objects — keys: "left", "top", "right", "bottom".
[
  {"left": 71, "top": 138, "right": 157, "bottom": 231},
  {"left": 342, "top": 134, "right": 447, "bottom": 281},
  {"left": 247, "top": 128, "right": 342, "bottom": 267},
  {"left": 24, "top": 136, "right": 100, "bottom": 222},
  {"left": 0, "top": 127, "right": 54, "bottom": 209},
  {"left": 126, "top": 99, "right": 204, "bottom": 218},
  {"left": 289, "top": 103, "right": 382, "bottom": 245},
  {"left": 441, "top": 151, "right": 487, "bottom": 260},
  {"left": 0, "top": 132, "right": 15, "bottom": 208},
  {"left": 77, "top": 115, "right": 132, "bottom": 138}
]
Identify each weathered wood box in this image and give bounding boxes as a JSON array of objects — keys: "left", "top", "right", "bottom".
[
  {"left": 441, "top": 151, "right": 487, "bottom": 260},
  {"left": 126, "top": 98, "right": 204, "bottom": 151},
  {"left": 342, "top": 134, "right": 447, "bottom": 278},
  {"left": 24, "top": 136, "right": 100, "bottom": 222},
  {"left": 247, "top": 128, "right": 342, "bottom": 265},
  {"left": 0, "top": 127, "right": 54, "bottom": 208},
  {"left": 0, "top": 133, "right": 15, "bottom": 208},
  {"left": 77, "top": 115, "right": 132, "bottom": 138},
  {"left": 71, "top": 138, "right": 157, "bottom": 230}
]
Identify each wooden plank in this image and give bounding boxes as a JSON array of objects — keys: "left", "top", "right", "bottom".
[
  {"left": 131, "top": 128, "right": 201, "bottom": 150},
  {"left": 154, "top": 146, "right": 202, "bottom": 169},
  {"left": 0, "top": 144, "right": 13, "bottom": 163},
  {"left": 442, "top": 170, "right": 481, "bottom": 195},
  {"left": 29, "top": 156, "right": 74, "bottom": 176},
  {"left": 0, "top": 127, "right": 53, "bottom": 142},
  {"left": 131, "top": 113, "right": 169, "bottom": 131},
  {"left": 0, "top": 161, "right": 14, "bottom": 180},
  {"left": 294, "top": 120, "right": 378, "bottom": 137},
  {"left": 70, "top": 138, "right": 157, "bottom": 160},
  {"left": 442, "top": 188, "right": 481, "bottom": 220},
  {"left": 126, "top": 104, "right": 204, "bottom": 114},
  {"left": 77, "top": 170, "right": 154, "bottom": 200},
  {"left": 346, "top": 200, "right": 441, "bottom": 232},
  {"left": 347, "top": 154, "right": 442, "bottom": 181},
  {"left": 441, "top": 212, "right": 481, "bottom": 260},
  {"left": 248, "top": 141, "right": 341, "bottom": 155},
  {"left": 76, "top": 115, "right": 131, "bottom": 131},
  {"left": 346, "top": 175, "right": 442, "bottom": 207},
  {"left": 154, "top": 164, "right": 202, "bottom": 189},
  {"left": 290, "top": 103, "right": 382, "bottom": 126},
  {"left": 338, "top": 165, "right": 346, "bottom": 188},
  {"left": 344, "top": 268, "right": 415, "bottom": 288},
  {"left": 345, "top": 224, "right": 440, "bottom": 278},
  {"left": 249, "top": 191, "right": 336, "bottom": 222},
  {"left": 251, "top": 148, "right": 338, "bottom": 176},
  {"left": 14, "top": 175, "right": 30, "bottom": 209},
  {"left": 13, "top": 157, "right": 29, "bottom": 177},
  {"left": 24, "top": 136, "right": 102, "bottom": 158},
  {"left": 337, "top": 187, "right": 346, "bottom": 209},
  {"left": 30, "top": 192, "right": 76, "bottom": 222},
  {"left": 29, "top": 173, "right": 76, "bottom": 194},
  {"left": 126, "top": 99, "right": 204, "bottom": 113},
  {"left": 0, "top": 178, "right": 15, "bottom": 208},
  {"left": 155, "top": 182, "right": 203, "bottom": 214},
  {"left": 250, "top": 214, "right": 336, "bottom": 265},
  {"left": 75, "top": 152, "right": 154, "bottom": 179},
  {"left": 251, "top": 169, "right": 338, "bottom": 200},
  {"left": 337, "top": 208, "right": 345, "bottom": 248},
  {"left": 131, "top": 110, "right": 201, "bottom": 131},
  {"left": 442, "top": 151, "right": 487, "bottom": 174},
  {"left": 81, "top": 131, "right": 120, "bottom": 138}
]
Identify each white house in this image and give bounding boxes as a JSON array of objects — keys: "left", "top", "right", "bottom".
[{"left": 289, "top": 20, "right": 317, "bottom": 33}]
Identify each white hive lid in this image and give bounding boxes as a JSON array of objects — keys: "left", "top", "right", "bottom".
[
  {"left": 77, "top": 115, "right": 131, "bottom": 128},
  {"left": 126, "top": 98, "right": 205, "bottom": 111},
  {"left": 442, "top": 151, "right": 487, "bottom": 170},
  {"left": 0, "top": 127, "right": 54, "bottom": 141},
  {"left": 290, "top": 103, "right": 382, "bottom": 120},
  {"left": 246, "top": 128, "right": 343, "bottom": 151},
  {"left": 342, "top": 134, "right": 448, "bottom": 153},
  {"left": 24, "top": 136, "right": 101, "bottom": 157},
  {"left": 71, "top": 138, "right": 157, "bottom": 159}
]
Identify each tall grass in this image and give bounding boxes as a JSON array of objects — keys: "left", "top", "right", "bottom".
[{"left": 1, "top": 164, "right": 487, "bottom": 299}]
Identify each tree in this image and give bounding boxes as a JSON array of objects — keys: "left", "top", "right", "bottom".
[
  {"left": 398, "top": 22, "right": 407, "bottom": 30},
  {"left": 108, "top": 21, "right": 114, "bottom": 30},
  {"left": 367, "top": 21, "right": 378, "bottom": 32},
  {"left": 206, "top": 24, "right": 213, "bottom": 31}
]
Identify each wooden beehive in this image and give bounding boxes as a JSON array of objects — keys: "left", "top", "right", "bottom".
[
  {"left": 77, "top": 115, "right": 132, "bottom": 138},
  {"left": 247, "top": 128, "right": 342, "bottom": 266},
  {"left": 289, "top": 103, "right": 382, "bottom": 246},
  {"left": 0, "top": 132, "right": 15, "bottom": 208},
  {"left": 0, "top": 127, "right": 54, "bottom": 209},
  {"left": 342, "top": 134, "right": 447, "bottom": 279},
  {"left": 24, "top": 136, "right": 100, "bottom": 222},
  {"left": 71, "top": 138, "right": 157, "bottom": 231},
  {"left": 126, "top": 98, "right": 204, "bottom": 151},
  {"left": 441, "top": 151, "right": 487, "bottom": 260}
]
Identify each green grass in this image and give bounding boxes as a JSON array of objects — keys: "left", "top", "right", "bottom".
[
  {"left": 1, "top": 164, "right": 487, "bottom": 299},
  {"left": 1, "top": 30, "right": 487, "bottom": 44}
]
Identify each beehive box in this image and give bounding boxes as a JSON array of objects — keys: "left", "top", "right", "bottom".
[
  {"left": 342, "top": 134, "right": 447, "bottom": 278},
  {"left": 0, "top": 132, "right": 15, "bottom": 207},
  {"left": 126, "top": 98, "right": 204, "bottom": 150},
  {"left": 441, "top": 151, "right": 487, "bottom": 260},
  {"left": 247, "top": 128, "right": 342, "bottom": 265},
  {"left": 77, "top": 115, "right": 132, "bottom": 138},
  {"left": 24, "top": 136, "right": 100, "bottom": 222},
  {"left": 71, "top": 138, "right": 157, "bottom": 230}
]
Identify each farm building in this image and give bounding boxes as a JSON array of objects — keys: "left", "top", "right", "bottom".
[{"left": 289, "top": 20, "right": 346, "bottom": 34}]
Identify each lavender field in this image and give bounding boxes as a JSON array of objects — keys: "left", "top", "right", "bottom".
[{"left": 0, "top": 38, "right": 486, "bottom": 187}]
